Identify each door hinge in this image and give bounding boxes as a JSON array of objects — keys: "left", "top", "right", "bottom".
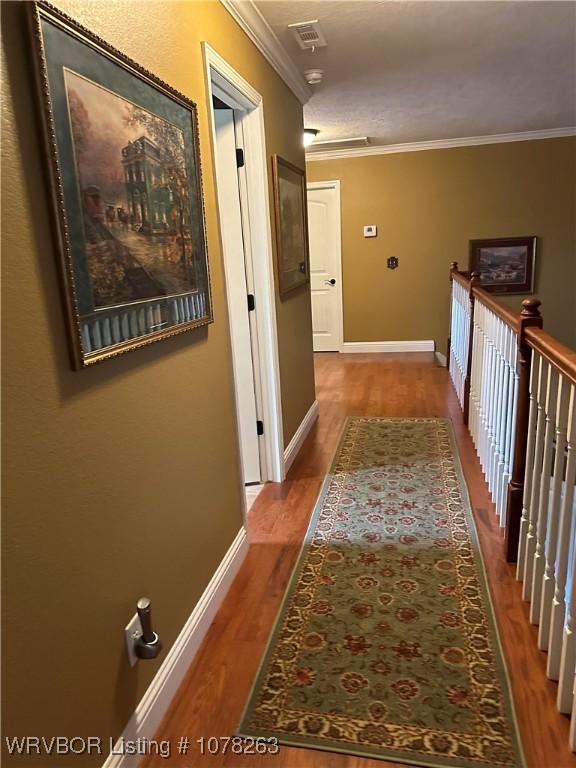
[
  {"left": 247, "top": 294, "right": 255, "bottom": 312},
  {"left": 256, "top": 420, "right": 264, "bottom": 436},
  {"left": 236, "top": 148, "right": 245, "bottom": 168}
]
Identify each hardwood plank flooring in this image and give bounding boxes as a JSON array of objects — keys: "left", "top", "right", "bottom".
[{"left": 145, "top": 353, "right": 575, "bottom": 768}]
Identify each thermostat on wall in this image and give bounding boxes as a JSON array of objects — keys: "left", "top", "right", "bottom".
[{"left": 363, "top": 225, "right": 377, "bottom": 238}]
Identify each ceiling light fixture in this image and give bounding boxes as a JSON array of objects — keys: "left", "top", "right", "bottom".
[{"left": 303, "top": 128, "right": 320, "bottom": 147}]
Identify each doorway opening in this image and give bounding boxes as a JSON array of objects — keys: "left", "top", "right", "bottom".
[{"left": 204, "top": 44, "right": 285, "bottom": 517}]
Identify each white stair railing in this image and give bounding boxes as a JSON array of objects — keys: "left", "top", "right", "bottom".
[
  {"left": 447, "top": 264, "right": 576, "bottom": 750},
  {"left": 448, "top": 267, "right": 472, "bottom": 411},
  {"left": 515, "top": 333, "right": 576, "bottom": 732},
  {"left": 468, "top": 296, "right": 519, "bottom": 525}
]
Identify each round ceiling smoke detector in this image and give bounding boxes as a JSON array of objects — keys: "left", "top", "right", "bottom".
[{"left": 304, "top": 69, "right": 324, "bottom": 86}]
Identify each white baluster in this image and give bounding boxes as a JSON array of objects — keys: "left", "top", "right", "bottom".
[
  {"left": 470, "top": 317, "right": 481, "bottom": 445},
  {"left": 523, "top": 354, "right": 547, "bottom": 601},
  {"left": 570, "top": 672, "right": 576, "bottom": 751},
  {"left": 479, "top": 308, "right": 490, "bottom": 470},
  {"left": 491, "top": 319, "right": 506, "bottom": 505},
  {"left": 557, "top": 438, "right": 576, "bottom": 710},
  {"left": 501, "top": 329, "right": 518, "bottom": 526},
  {"left": 539, "top": 375, "right": 572, "bottom": 649},
  {"left": 484, "top": 310, "right": 494, "bottom": 481},
  {"left": 530, "top": 365, "right": 560, "bottom": 623},
  {"left": 548, "top": 383, "right": 576, "bottom": 680},
  {"left": 517, "top": 350, "right": 540, "bottom": 578},
  {"left": 493, "top": 321, "right": 507, "bottom": 521}
]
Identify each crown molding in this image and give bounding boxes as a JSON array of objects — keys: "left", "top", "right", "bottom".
[
  {"left": 220, "top": 0, "right": 311, "bottom": 104},
  {"left": 306, "top": 127, "right": 576, "bottom": 162}
]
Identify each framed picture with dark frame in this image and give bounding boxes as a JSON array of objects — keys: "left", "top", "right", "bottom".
[
  {"left": 271, "top": 155, "right": 310, "bottom": 297},
  {"left": 28, "top": 2, "right": 213, "bottom": 369},
  {"left": 469, "top": 236, "right": 536, "bottom": 295}
]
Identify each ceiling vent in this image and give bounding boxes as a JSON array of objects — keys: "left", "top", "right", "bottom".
[
  {"left": 288, "top": 20, "right": 327, "bottom": 50},
  {"left": 307, "top": 137, "right": 371, "bottom": 152}
]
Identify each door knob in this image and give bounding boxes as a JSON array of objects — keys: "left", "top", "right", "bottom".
[{"left": 324, "top": 278, "right": 336, "bottom": 285}]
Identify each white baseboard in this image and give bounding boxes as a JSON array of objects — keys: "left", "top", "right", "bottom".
[
  {"left": 435, "top": 351, "right": 447, "bottom": 366},
  {"left": 284, "top": 399, "right": 319, "bottom": 476},
  {"left": 103, "top": 527, "right": 249, "bottom": 768},
  {"left": 341, "top": 341, "right": 435, "bottom": 354}
]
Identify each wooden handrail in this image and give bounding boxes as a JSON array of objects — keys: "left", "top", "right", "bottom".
[
  {"left": 451, "top": 269, "right": 472, "bottom": 289},
  {"left": 450, "top": 266, "right": 525, "bottom": 332},
  {"left": 525, "top": 327, "right": 576, "bottom": 385},
  {"left": 472, "top": 286, "right": 519, "bottom": 332}
]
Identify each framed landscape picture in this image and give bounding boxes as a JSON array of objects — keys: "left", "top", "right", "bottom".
[
  {"left": 29, "top": 2, "right": 212, "bottom": 368},
  {"left": 469, "top": 236, "right": 536, "bottom": 295},
  {"left": 272, "top": 155, "right": 310, "bottom": 297}
]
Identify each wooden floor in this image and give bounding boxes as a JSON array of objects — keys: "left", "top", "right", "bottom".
[{"left": 146, "top": 353, "right": 575, "bottom": 768}]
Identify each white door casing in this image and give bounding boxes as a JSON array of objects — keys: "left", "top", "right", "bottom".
[
  {"left": 307, "top": 181, "right": 343, "bottom": 352},
  {"left": 213, "top": 109, "right": 261, "bottom": 484},
  {"left": 203, "top": 42, "right": 285, "bottom": 487}
]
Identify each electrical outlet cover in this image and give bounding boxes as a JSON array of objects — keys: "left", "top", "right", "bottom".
[
  {"left": 363, "top": 225, "right": 377, "bottom": 238},
  {"left": 125, "top": 613, "right": 142, "bottom": 667}
]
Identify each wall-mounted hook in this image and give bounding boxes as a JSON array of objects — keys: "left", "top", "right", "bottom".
[{"left": 134, "top": 597, "right": 162, "bottom": 660}]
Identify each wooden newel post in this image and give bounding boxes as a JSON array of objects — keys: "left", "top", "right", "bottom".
[
  {"left": 462, "top": 271, "right": 481, "bottom": 425},
  {"left": 446, "top": 262, "right": 459, "bottom": 369},
  {"left": 504, "top": 298, "right": 543, "bottom": 562}
]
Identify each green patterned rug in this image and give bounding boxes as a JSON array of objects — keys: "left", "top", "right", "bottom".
[{"left": 239, "top": 417, "right": 525, "bottom": 767}]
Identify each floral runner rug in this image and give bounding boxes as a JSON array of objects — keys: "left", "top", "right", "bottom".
[{"left": 239, "top": 417, "right": 525, "bottom": 767}]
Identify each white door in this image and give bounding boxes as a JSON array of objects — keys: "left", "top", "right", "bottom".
[
  {"left": 307, "top": 183, "right": 342, "bottom": 352},
  {"left": 214, "top": 108, "right": 261, "bottom": 483}
]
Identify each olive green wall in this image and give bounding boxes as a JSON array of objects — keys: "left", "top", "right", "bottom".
[
  {"left": 1, "top": 1, "right": 314, "bottom": 763},
  {"left": 307, "top": 137, "right": 576, "bottom": 353}
]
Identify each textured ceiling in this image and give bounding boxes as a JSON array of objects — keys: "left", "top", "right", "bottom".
[{"left": 256, "top": 0, "right": 576, "bottom": 146}]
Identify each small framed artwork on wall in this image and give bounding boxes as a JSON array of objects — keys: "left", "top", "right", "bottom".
[
  {"left": 272, "top": 155, "right": 310, "bottom": 297},
  {"left": 469, "top": 236, "right": 536, "bottom": 295},
  {"left": 28, "top": 2, "right": 212, "bottom": 368}
]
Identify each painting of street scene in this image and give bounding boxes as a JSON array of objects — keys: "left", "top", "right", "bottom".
[
  {"left": 64, "top": 69, "right": 199, "bottom": 309},
  {"left": 477, "top": 245, "right": 528, "bottom": 285}
]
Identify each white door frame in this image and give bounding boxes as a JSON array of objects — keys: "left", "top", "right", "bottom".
[
  {"left": 203, "top": 43, "right": 285, "bottom": 483},
  {"left": 307, "top": 180, "right": 344, "bottom": 352}
]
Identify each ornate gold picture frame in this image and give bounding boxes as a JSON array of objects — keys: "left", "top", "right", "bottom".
[{"left": 29, "top": 2, "right": 212, "bottom": 368}]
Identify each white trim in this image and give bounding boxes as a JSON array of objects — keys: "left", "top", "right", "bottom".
[
  {"left": 306, "top": 127, "right": 576, "bottom": 162},
  {"left": 220, "top": 0, "right": 311, "bottom": 104},
  {"left": 284, "top": 400, "right": 319, "bottom": 475},
  {"left": 341, "top": 341, "right": 435, "bottom": 354},
  {"left": 203, "top": 43, "right": 285, "bottom": 483},
  {"left": 103, "top": 528, "right": 249, "bottom": 768},
  {"left": 435, "top": 351, "right": 447, "bottom": 367},
  {"left": 245, "top": 483, "right": 264, "bottom": 514},
  {"left": 307, "top": 180, "right": 343, "bottom": 353}
]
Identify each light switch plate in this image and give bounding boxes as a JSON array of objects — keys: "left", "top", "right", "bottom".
[{"left": 363, "top": 225, "right": 377, "bottom": 238}]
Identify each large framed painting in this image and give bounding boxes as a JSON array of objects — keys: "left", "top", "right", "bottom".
[
  {"left": 271, "top": 155, "right": 310, "bottom": 297},
  {"left": 469, "top": 236, "right": 536, "bottom": 295},
  {"left": 29, "top": 2, "right": 212, "bottom": 368}
]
